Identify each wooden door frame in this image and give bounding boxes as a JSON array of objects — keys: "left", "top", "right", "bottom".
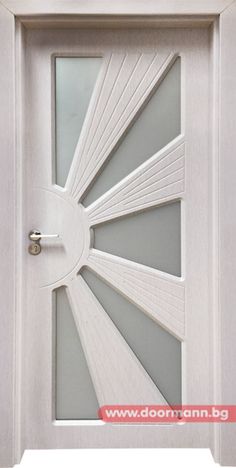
[{"left": 0, "top": 1, "right": 235, "bottom": 466}]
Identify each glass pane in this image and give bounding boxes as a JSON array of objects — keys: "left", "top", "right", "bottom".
[
  {"left": 55, "top": 287, "right": 99, "bottom": 419},
  {"left": 93, "top": 201, "right": 181, "bottom": 277},
  {"left": 55, "top": 57, "right": 102, "bottom": 187},
  {"left": 83, "top": 57, "right": 181, "bottom": 206},
  {"left": 81, "top": 269, "right": 182, "bottom": 406}
]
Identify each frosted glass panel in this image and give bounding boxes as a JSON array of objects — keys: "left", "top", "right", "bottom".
[
  {"left": 55, "top": 287, "right": 99, "bottom": 419},
  {"left": 94, "top": 201, "right": 181, "bottom": 277},
  {"left": 83, "top": 57, "right": 181, "bottom": 206},
  {"left": 55, "top": 57, "right": 102, "bottom": 187},
  {"left": 82, "top": 269, "right": 182, "bottom": 406}
]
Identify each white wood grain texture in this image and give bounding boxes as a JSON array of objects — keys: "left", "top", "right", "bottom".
[
  {"left": 208, "top": 19, "right": 221, "bottom": 465},
  {"left": 0, "top": 0, "right": 233, "bottom": 15},
  {"left": 216, "top": 2, "right": 236, "bottom": 465},
  {"left": 0, "top": 3, "right": 15, "bottom": 468},
  {"left": 25, "top": 287, "right": 203, "bottom": 449},
  {"left": 66, "top": 52, "right": 176, "bottom": 201},
  {"left": 86, "top": 249, "right": 185, "bottom": 340},
  {"left": 22, "top": 28, "right": 210, "bottom": 452},
  {"left": 19, "top": 16, "right": 216, "bottom": 30},
  {"left": 14, "top": 19, "right": 27, "bottom": 468},
  {"left": 0, "top": 0, "right": 234, "bottom": 460},
  {"left": 67, "top": 275, "right": 167, "bottom": 406},
  {"left": 87, "top": 135, "right": 185, "bottom": 226}
]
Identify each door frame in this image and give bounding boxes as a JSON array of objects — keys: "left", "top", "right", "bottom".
[{"left": 0, "top": 1, "right": 235, "bottom": 466}]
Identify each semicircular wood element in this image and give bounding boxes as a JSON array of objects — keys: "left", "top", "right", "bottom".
[
  {"left": 86, "top": 249, "right": 185, "bottom": 340},
  {"left": 86, "top": 135, "right": 185, "bottom": 226},
  {"left": 65, "top": 51, "right": 177, "bottom": 201},
  {"left": 67, "top": 275, "right": 168, "bottom": 406}
]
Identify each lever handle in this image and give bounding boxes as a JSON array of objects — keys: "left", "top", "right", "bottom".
[
  {"left": 29, "top": 230, "right": 59, "bottom": 241},
  {"left": 28, "top": 229, "right": 59, "bottom": 255}
]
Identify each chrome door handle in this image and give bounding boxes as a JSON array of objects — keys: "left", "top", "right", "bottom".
[
  {"left": 28, "top": 229, "right": 59, "bottom": 255},
  {"left": 29, "top": 230, "right": 59, "bottom": 241}
]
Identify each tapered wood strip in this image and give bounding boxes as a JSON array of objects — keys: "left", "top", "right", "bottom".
[
  {"left": 67, "top": 276, "right": 168, "bottom": 405},
  {"left": 66, "top": 52, "right": 177, "bottom": 201},
  {"left": 86, "top": 249, "right": 185, "bottom": 339},
  {"left": 87, "top": 135, "right": 185, "bottom": 225}
]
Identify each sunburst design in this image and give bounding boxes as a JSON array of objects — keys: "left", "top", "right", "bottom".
[{"left": 54, "top": 52, "right": 185, "bottom": 407}]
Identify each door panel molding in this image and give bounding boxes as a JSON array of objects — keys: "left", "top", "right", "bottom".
[{"left": 0, "top": 0, "right": 233, "bottom": 16}]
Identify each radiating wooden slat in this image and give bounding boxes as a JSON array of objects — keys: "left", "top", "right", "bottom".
[
  {"left": 86, "top": 249, "right": 185, "bottom": 340},
  {"left": 67, "top": 275, "right": 168, "bottom": 405},
  {"left": 66, "top": 52, "right": 177, "bottom": 201},
  {"left": 87, "top": 135, "right": 185, "bottom": 226}
]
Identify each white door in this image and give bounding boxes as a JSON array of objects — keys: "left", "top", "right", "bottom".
[{"left": 22, "top": 27, "right": 210, "bottom": 448}]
